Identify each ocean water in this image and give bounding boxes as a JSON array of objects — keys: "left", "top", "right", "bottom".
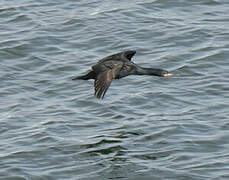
[{"left": 1, "top": 0, "right": 229, "bottom": 179}]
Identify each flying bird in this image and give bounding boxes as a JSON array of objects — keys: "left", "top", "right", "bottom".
[{"left": 72, "top": 50, "right": 171, "bottom": 99}]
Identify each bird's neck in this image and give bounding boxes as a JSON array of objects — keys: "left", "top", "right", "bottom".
[{"left": 136, "top": 67, "right": 164, "bottom": 76}]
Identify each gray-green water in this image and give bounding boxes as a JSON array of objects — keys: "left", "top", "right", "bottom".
[{"left": 1, "top": 0, "right": 229, "bottom": 179}]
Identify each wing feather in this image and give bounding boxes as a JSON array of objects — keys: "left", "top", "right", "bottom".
[
  {"left": 93, "top": 61, "right": 124, "bottom": 99},
  {"left": 94, "top": 70, "right": 113, "bottom": 99},
  {"left": 97, "top": 50, "right": 136, "bottom": 64}
]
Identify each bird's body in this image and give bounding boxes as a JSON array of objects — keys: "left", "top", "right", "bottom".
[{"left": 73, "top": 50, "right": 170, "bottom": 99}]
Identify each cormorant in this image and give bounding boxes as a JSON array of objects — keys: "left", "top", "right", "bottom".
[{"left": 73, "top": 50, "right": 171, "bottom": 99}]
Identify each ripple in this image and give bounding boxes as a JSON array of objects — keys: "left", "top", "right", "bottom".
[{"left": 1, "top": 0, "right": 229, "bottom": 179}]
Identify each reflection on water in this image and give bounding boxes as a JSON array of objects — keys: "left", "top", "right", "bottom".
[{"left": 1, "top": 0, "right": 229, "bottom": 179}]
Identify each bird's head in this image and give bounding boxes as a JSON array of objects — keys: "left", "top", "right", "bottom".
[{"left": 160, "top": 70, "right": 173, "bottom": 77}]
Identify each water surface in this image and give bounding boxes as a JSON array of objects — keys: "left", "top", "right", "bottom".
[{"left": 1, "top": 0, "right": 229, "bottom": 179}]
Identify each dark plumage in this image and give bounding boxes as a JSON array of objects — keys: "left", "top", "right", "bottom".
[{"left": 73, "top": 50, "right": 171, "bottom": 99}]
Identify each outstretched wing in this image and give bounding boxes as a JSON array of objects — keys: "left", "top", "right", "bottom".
[
  {"left": 93, "top": 62, "right": 123, "bottom": 99},
  {"left": 94, "top": 70, "right": 113, "bottom": 99},
  {"left": 98, "top": 50, "right": 136, "bottom": 64}
]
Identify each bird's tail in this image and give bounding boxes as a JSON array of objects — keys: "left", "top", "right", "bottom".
[{"left": 72, "top": 71, "right": 95, "bottom": 80}]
